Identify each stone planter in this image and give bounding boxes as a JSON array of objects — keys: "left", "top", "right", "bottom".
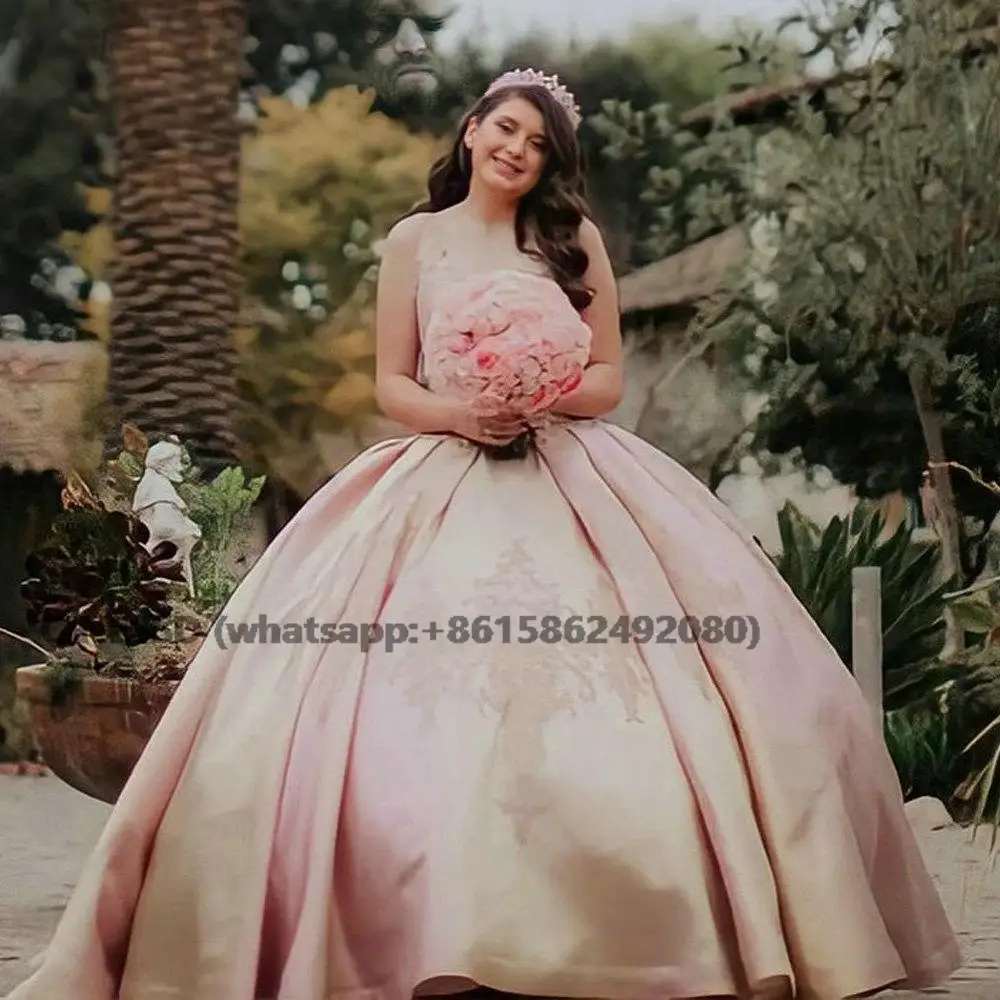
[{"left": 15, "top": 664, "right": 179, "bottom": 804}]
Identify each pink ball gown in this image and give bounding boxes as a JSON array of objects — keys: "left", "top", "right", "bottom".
[{"left": 6, "top": 249, "right": 960, "bottom": 1000}]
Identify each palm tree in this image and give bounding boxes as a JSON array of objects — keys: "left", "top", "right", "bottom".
[{"left": 104, "top": 0, "right": 245, "bottom": 473}]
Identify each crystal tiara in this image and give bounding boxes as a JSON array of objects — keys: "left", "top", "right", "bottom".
[{"left": 484, "top": 68, "right": 582, "bottom": 130}]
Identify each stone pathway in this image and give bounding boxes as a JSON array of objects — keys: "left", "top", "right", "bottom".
[
  {"left": 0, "top": 774, "right": 109, "bottom": 994},
  {"left": 892, "top": 811, "right": 1000, "bottom": 1000},
  {"left": 0, "top": 778, "right": 997, "bottom": 997}
]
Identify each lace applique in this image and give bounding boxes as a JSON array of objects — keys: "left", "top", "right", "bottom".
[
  {"left": 380, "top": 533, "right": 654, "bottom": 841},
  {"left": 394, "top": 537, "right": 648, "bottom": 712}
]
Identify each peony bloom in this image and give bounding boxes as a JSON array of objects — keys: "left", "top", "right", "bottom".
[{"left": 424, "top": 272, "right": 592, "bottom": 418}]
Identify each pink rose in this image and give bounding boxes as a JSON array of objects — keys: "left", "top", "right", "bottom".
[
  {"left": 546, "top": 354, "right": 569, "bottom": 381},
  {"left": 422, "top": 271, "right": 592, "bottom": 417},
  {"left": 525, "top": 385, "right": 557, "bottom": 413},
  {"left": 559, "top": 369, "right": 583, "bottom": 395},
  {"left": 474, "top": 349, "right": 500, "bottom": 370}
]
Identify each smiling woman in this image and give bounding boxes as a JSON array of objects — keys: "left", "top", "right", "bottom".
[
  {"left": 466, "top": 101, "right": 550, "bottom": 193},
  {"left": 398, "top": 73, "right": 593, "bottom": 314},
  {"left": 4, "top": 67, "right": 961, "bottom": 1000}
]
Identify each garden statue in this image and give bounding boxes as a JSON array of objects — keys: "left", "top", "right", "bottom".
[
  {"left": 362, "top": 0, "right": 453, "bottom": 104},
  {"left": 131, "top": 439, "right": 201, "bottom": 596}
]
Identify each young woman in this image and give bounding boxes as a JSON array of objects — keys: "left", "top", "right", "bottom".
[{"left": 7, "top": 70, "right": 960, "bottom": 1000}]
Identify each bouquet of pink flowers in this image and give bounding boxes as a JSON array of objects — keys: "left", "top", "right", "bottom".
[{"left": 424, "top": 271, "right": 592, "bottom": 423}]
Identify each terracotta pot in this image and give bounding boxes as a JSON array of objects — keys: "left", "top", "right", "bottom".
[{"left": 15, "top": 664, "right": 179, "bottom": 804}]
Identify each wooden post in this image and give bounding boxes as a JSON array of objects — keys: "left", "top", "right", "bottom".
[{"left": 852, "top": 566, "right": 884, "bottom": 733}]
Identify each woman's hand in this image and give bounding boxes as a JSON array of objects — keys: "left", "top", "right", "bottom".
[{"left": 446, "top": 402, "right": 527, "bottom": 447}]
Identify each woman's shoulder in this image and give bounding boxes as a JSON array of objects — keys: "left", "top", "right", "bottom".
[
  {"left": 385, "top": 210, "right": 432, "bottom": 248},
  {"left": 577, "top": 214, "right": 607, "bottom": 249},
  {"left": 385, "top": 207, "right": 459, "bottom": 263},
  {"left": 380, "top": 212, "right": 440, "bottom": 278}
]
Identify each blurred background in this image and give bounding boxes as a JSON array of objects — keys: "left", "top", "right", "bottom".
[{"left": 4, "top": 0, "right": 1000, "bottom": 819}]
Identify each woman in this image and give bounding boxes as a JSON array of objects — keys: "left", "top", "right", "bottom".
[{"left": 7, "top": 71, "right": 959, "bottom": 1000}]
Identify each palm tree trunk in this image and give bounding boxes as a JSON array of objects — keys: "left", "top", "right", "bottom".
[{"left": 104, "top": 0, "right": 245, "bottom": 473}]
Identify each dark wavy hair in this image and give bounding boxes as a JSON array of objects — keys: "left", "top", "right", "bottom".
[{"left": 404, "top": 84, "right": 595, "bottom": 311}]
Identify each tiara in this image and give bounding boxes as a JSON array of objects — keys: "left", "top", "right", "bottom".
[{"left": 484, "top": 68, "right": 582, "bottom": 130}]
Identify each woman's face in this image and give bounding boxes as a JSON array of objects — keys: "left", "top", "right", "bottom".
[{"left": 465, "top": 96, "right": 550, "bottom": 199}]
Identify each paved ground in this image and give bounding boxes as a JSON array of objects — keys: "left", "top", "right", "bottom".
[
  {"left": 0, "top": 774, "right": 110, "bottom": 994},
  {"left": 0, "top": 776, "right": 997, "bottom": 998}
]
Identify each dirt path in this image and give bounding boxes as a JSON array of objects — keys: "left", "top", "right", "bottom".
[{"left": 0, "top": 777, "right": 997, "bottom": 997}]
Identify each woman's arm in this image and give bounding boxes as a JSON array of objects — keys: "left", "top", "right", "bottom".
[
  {"left": 374, "top": 215, "right": 463, "bottom": 434},
  {"left": 550, "top": 217, "right": 625, "bottom": 419}
]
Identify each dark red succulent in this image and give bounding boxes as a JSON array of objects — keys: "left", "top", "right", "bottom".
[{"left": 21, "top": 503, "right": 186, "bottom": 648}]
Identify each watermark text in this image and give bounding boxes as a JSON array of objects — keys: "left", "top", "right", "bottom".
[{"left": 212, "top": 614, "right": 760, "bottom": 651}]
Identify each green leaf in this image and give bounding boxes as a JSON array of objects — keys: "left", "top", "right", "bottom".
[{"left": 947, "top": 593, "right": 997, "bottom": 634}]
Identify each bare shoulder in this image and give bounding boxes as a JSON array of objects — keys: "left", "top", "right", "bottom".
[
  {"left": 384, "top": 211, "right": 431, "bottom": 252},
  {"left": 579, "top": 216, "right": 614, "bottom": 285},
  {"left": 578, "top": 215, "right": 609, "bottom": 253}
]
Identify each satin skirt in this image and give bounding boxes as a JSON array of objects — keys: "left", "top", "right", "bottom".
[{"left": 6, "top": 420, "right": 960, "bottom": 1000}]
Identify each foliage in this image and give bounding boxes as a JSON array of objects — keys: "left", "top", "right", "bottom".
[
  {"left": 237, "top": 281, "right": 382, "bottom": 497},
  {"left": 104, "top": 425, "right": 266, "bottom": 610},
  {"left": 681, "top": 0, "right": 1000, "bottom": 583},
  {"left": 19, "top": 473, "right": 185, "bottom": 647},
  {"left": 771, "top": 499, "right": 954, "bottom": 703},
  {"left": 909, "top": 463, "right": 1000, "bottom": 830},
  {"left": 0, "top": 0, "right": 106, "bottom": 338},
  {"left": 415, "top": 22, "right": 738, "bottom": 272},
  {"left": 584, "top": 22, "right": 804, "bottom": 268},
  {"left": 58, "top": 184, "right": 113, "bottom": 340},
  {"left": 418, "top": 18, "right": 735, "bottom": 135},
  {"left": 905, "top": 642, "right": 1000, "bottom": 826},
  {"left": 0, "top": 0, "right": 395, "bottom": 344},
  {"left": 770, "top": 491, "right": 1000, "bottom": 812},
  {"left": 241, "top": 87, "right": 438, "bottom": 308},
  {"left": 237, "top": 87, "right": 437, "bottom": 495},
  {"left": 9, "top": 425, "right": 264, "bottom": 686},
  {"left": 943, "top": 573, "right": 1000, "bottom": 642},
  {"left": 883, "top": 703, "right": 966, "bottom": 804},
  {"left": 178, "top": 466, "right": 265, "bottom": 608},
  {"left": 243, "top": 0, "right": 369, "bottom": 101},
  {"left": 588, "top": 101, "right": 755, "bottom": 269}
]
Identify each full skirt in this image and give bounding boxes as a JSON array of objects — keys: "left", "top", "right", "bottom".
[{"left": 6, "top": 419, "right": 961, "bottom": 1000}]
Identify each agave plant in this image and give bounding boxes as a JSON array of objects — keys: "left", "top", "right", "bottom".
[
  {"left": 772, "top": 499, "right": 955, "bottom": 707},
  {"left": 883, "top": 704, "right": 965, "bottom": 804},
  {"left": 891, "top": 642, "right": 1000, "bottom": 829},
  {"left": 20, "top": 473, "right": 186, "bottom": 649}
]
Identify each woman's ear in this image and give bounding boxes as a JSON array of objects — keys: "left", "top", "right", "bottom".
[{"left": 464, "top": 118, "right": 478, "bottom": 149}]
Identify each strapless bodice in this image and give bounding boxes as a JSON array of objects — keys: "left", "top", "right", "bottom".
[{"left": 414, "top": 223, "right": 554, "bottom": 388}]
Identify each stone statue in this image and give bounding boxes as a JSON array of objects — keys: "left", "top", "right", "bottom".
[
  {"left": 132, "top": 440, "right": 202, "bottom": 596},
  {"left": 361, "top": 0, "right": 454, "bottom": 105}
]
